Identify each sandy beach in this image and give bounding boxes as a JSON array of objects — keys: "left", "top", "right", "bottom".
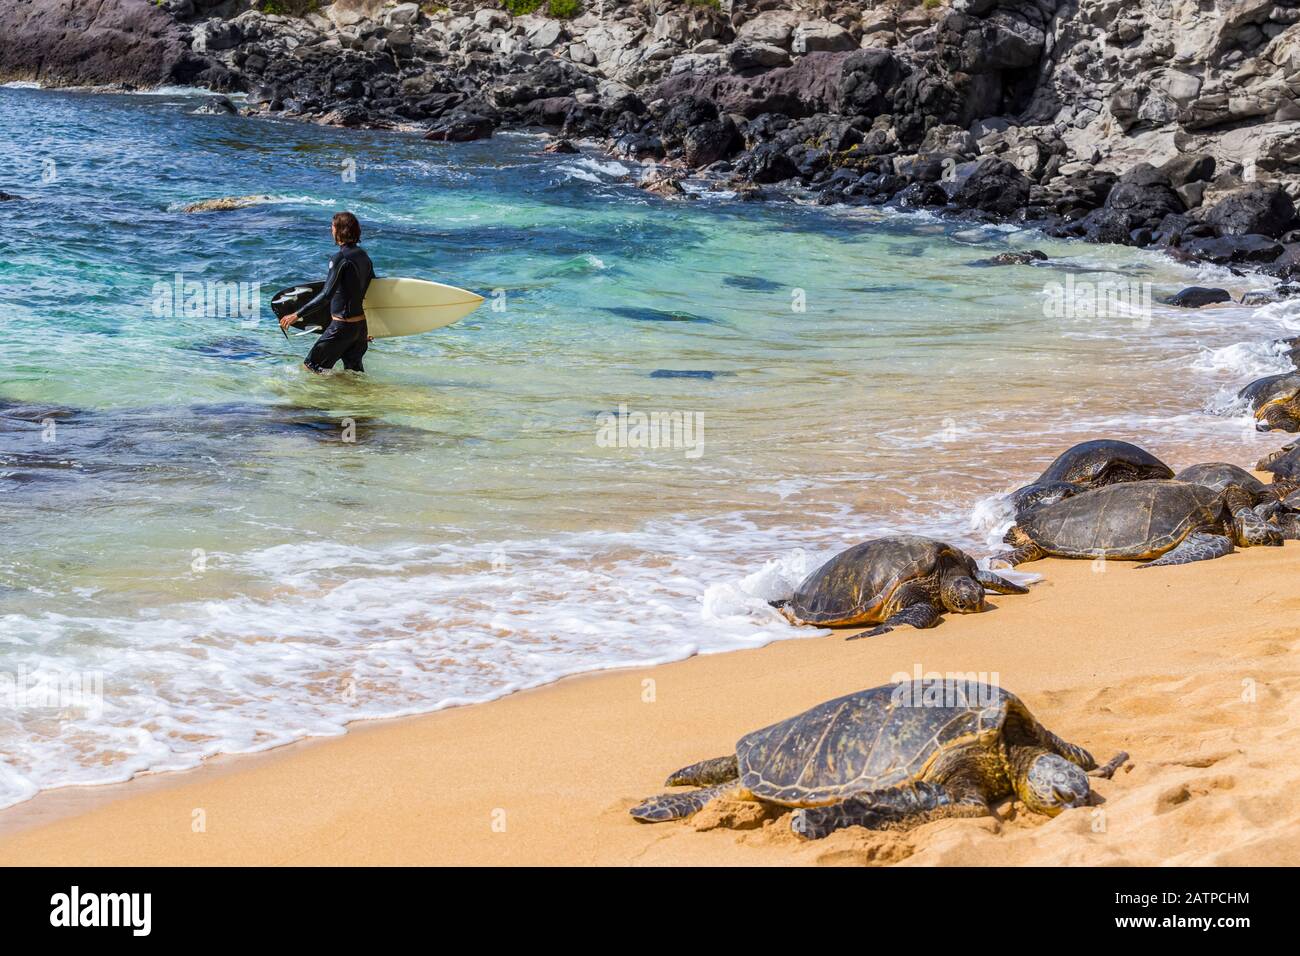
[{"left": 3, "top": 516, "right": 1298, "bottom": 867}]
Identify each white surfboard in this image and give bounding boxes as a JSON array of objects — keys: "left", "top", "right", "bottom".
[{"left": 361, "top": 277, "right": 485, "bottom": 339}]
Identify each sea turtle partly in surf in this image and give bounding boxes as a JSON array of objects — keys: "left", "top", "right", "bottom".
[
  {"left": 774, "top": 535, "right": 1026, "bottom": 638},
  {"left": 182, "top": 195, "right": 275, "bottom": 213},
  {"left": 998, "top": 479, "right": 1281, "bottom": 568},
  {"left": 1008, "top": 439, "right": 1173, "bottom": 518},
  {"left": 629, "top": 679, "right": 1128, "bottom": 839},
  {"left": 1239, "top": 371, "right": 1300, "bottom": 432}
]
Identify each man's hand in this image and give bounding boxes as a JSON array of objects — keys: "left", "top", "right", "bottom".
[{"left": 279, "top": 311, "right": 299, "bottom": 330}]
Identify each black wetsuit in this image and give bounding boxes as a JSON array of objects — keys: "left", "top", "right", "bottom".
[{"left": 300, "top": 243, "right": 374, "bottom": 373}]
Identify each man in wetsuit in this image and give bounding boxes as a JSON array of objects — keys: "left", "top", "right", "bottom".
[{"left": 279, "top": 211, "right": 375, "bottom": 373}]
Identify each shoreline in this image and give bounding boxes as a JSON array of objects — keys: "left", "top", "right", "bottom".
[{"left": 3, "top": 526, "right": 1298, "bottom": 866}]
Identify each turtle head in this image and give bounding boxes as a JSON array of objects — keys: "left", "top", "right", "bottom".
[
  {"left": 1015, "top": 751, "right": 1091, "bottom": 816},
  {"left": 939, "top": 571, "right": 986, "bottom": 615},
  {"left": 1232, "top": 507, "right": 1283, "bottom": 548}
]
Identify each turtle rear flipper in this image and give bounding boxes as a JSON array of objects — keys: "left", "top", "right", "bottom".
[
  {"left": 1088, "top": 752, "right": 1130, "bottom": 779},
  {"left": 630, "top": 782, "right": 742, "bottom": 823},
  {"left": 1136, "top": 532, "right": 1233, "bottom": 568},
  {"left": 845, "top": 602, "right": 941, "bottom": 641},
  {"left": 974, "top": 568, "right": 1029, "bottom": 594},
  {"left": 991, "top": 543, "right": 1044, "bottom": 566}
]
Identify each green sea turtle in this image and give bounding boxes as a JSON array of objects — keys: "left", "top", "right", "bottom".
[
  {"left": 182, "top": 195, "right": 275, "bottom": 213},
  {"left": 1258, "top": 440, "right": 1300, "bottom": 483},
  {"left": 629, "top": 680, "right": 1127, "bottom": 839},
  {"left": 1239, "top": 371, "right": 1300, "bottom": 432},
  {"left": 1009, "top": 439, "right": 1173, "bottom": 519},
  {"left": 1175, "top": 462, "right": 1278, "bottom": 507},
  {"left": 998, "top": 479, "right": 1282, "bottom": 568},
  {"left": 775, "top": 535, "right": 1026, "bottom": 638}
]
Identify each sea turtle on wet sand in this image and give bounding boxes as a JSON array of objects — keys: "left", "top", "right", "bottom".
[
  {"left": 1238, "top": 371, "right": 1300, "bottom": 432},
  {"left": 997, "top": 479, "right": 1282, "bottom": 568},
  {"left": 774, "top": 535, "right": 1026, "bottom": 638},
  {"left": 1258, "top": 440, "right": 1300, "bottom": 484},
  {"left": 629, "top": 680, "right": 1128, "bottom": 839},
  {"left": 1008, "top": 439, "right": 1173, "bottom": 519},
  {"left": 1176, "top": 461, "right": 1280, "bottom": 510}
]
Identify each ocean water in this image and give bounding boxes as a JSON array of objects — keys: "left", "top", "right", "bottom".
[{"left": 1, "top": 84, "right": 1296, "bottom": 808}]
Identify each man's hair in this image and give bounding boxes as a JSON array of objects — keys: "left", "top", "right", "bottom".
[{"left": 333, "top": 211, "right": 361, "bottom": 244}]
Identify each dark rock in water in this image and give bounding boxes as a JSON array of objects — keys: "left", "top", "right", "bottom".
[
  {"left": 891, "top": 181, "right": 948, "bottom": 208},
  {"left": 1081, "top": 164, "right": 1184, "bottom": 243},
  {"left": 543, "top": 139, "right": 579, "bottom": 154},
  {"left": 424, "top": 112, "right": 494, "bottom": 142},
  {"left": 0, "top": 190, "right": 22, "bottom": 201},
  {"left": 949, "top": 159, "right": 1031, "bottom": 217},
  {"left": 1204, "top": 184, "right": 1296, "bottom": 239},
  {"left": 650, "top": 370, "right": 717, "bottom": 379},
  {"left": 185, "top": 338, "right": 272, "bottom": 362},
  {"left": 605, "top": 306, "right": 715, "bottom": 324},
  {"left": 1178, "top": 234, "right": 1284, "bottom": 265},
  {"left": 193, "top": 95, "right": 237, "bottom": 115},
  {"left": 732, "top": 143, "right": 799, "bottom": 184},
  {"left": 971, "top": 250, "right": 1048, "bottom": 267},
  {"left": 723, "top": 275, "right": 783, "bottom": 292},
  {"left": 659, "top": 96, "right": 740, "bottom": 169},
  {"left": 1162, "top": 287, "right": 1233, "bottom": 308}
]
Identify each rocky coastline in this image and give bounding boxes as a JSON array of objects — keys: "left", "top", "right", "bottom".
[{"left": 5, "top": 0, "right": 1300, "bottom": 292}]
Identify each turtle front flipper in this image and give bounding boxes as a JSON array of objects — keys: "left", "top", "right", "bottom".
[
  {"left": 1136, "top": 532, "right": 1233, "bottom": 568},
  {"left": 789, "top": 781, "right": 988, "bottom": 839},
  {"left": 845, "top": 602, "right": 941, "bottom": 640},
  {"left": 974, "top": 568, "right": 1029, "bottom": 594},
  {"left": 629, "top": 782, "right": 744, "bottom": 823},
  {"left": 665, "top": 754, "right": 739, "bottom": 787}
]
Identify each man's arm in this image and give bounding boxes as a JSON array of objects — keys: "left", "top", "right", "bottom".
[{"left": 280, "top": 253, "right": 344, "bottom": 329}]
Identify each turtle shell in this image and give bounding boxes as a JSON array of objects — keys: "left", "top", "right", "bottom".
[
  {"left": 734, "top": 681, "right": 1063, "bottom": 807},
  {"left": 1035, "top": 439, "right": 1173, "bottom": 487},
  {"left": 1239, "top": 372, "right": 1300, "bottom": 411},
  {"left": 786, "top": 535, "right": 975, "bottom": 626},
  {"left": 1259, "top": 442, "right": 1300, "bottom": 479},
  {"left": 1018, "top": 479, "right": 1223, "bottom": 559},
  {"left": 1175, "top": 462, "right": 1270, "bottom": 501}
]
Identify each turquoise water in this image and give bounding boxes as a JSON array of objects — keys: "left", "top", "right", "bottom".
[{"left": 1, "top": 85, "right": 1294, "bottom": 806}]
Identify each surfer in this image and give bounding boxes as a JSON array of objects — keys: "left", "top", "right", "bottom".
[{"left": 279, "top": 211, "right": 375, "bottom": 373}]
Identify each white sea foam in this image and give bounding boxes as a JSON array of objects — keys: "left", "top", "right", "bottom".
[
  {"left": 1191, "top": 340, "right": 1291, "bottom": 379},
  {"left": 556, "top": 157, "right": 631, "bottom": 183},
  {"left": 0, "top": 517, "right": 864, "bottom": 809}
]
